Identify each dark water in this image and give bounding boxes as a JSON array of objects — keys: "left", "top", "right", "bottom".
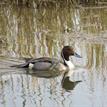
[{"left": 0, "top": 5, "right": 107, "bottom": 107}]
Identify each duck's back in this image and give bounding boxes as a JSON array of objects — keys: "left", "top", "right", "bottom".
[{"left": 11, "top": 57, "right": 67, "bottom": 71}]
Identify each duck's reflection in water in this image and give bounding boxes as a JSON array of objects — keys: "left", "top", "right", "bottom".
[
  {"left": 61, "top": 71, "right": 82, "bottom": 91},
  {"left": 24, "top": 66, "right": 87, "bottom": 91},
  {"left": 25, "top": 67, "right": 86, "bottom": 92},
  {"left": 25, "top": 68, "right": 65, "bottom": 78}
]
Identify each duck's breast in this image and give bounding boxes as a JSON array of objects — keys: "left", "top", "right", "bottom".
[{"left": 54, "top": 63, "right": 67, "bottom": 71}]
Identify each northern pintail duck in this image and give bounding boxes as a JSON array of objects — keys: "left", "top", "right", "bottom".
[{"left": 11, "top": 46, "right": 81, "bottom": 71}]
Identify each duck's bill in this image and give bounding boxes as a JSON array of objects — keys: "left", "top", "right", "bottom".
[{"left": 74, "top": 52, "right": 82, "bottom": 58}]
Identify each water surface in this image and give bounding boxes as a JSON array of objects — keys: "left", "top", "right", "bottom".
[{"left": 0, "top": 4, "right": 107, "bottom": 107}]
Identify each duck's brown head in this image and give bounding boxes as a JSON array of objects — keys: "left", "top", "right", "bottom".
[{"left": 61, "top": 46, "right": 81, "bottom": 61}]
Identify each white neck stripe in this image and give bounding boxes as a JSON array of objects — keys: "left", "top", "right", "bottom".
[{"left": 65, "top": 60, "right": 75, "bottom": 70}]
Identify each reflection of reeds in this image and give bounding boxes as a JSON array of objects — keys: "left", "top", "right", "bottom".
[
  {"left": 86, "top": 44, "right": 93, "bottom": 69},
  {"left": 80, "top": 8, "right": 107, "bottom": 33},
  {"left": 0, "top": 74, "right": 72, "bottom": 107},
  {"left": 86, "top": 43, "right": 104, "bottom": 69},
  {"left": 0, "top": 2, "right": 107, "bottom": 66},
  {"left": 0, "top": 4, "right": 76, "bottom": 57},
  {"left": 0, "top": 0, "right": 107, "bottom": 6}
]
